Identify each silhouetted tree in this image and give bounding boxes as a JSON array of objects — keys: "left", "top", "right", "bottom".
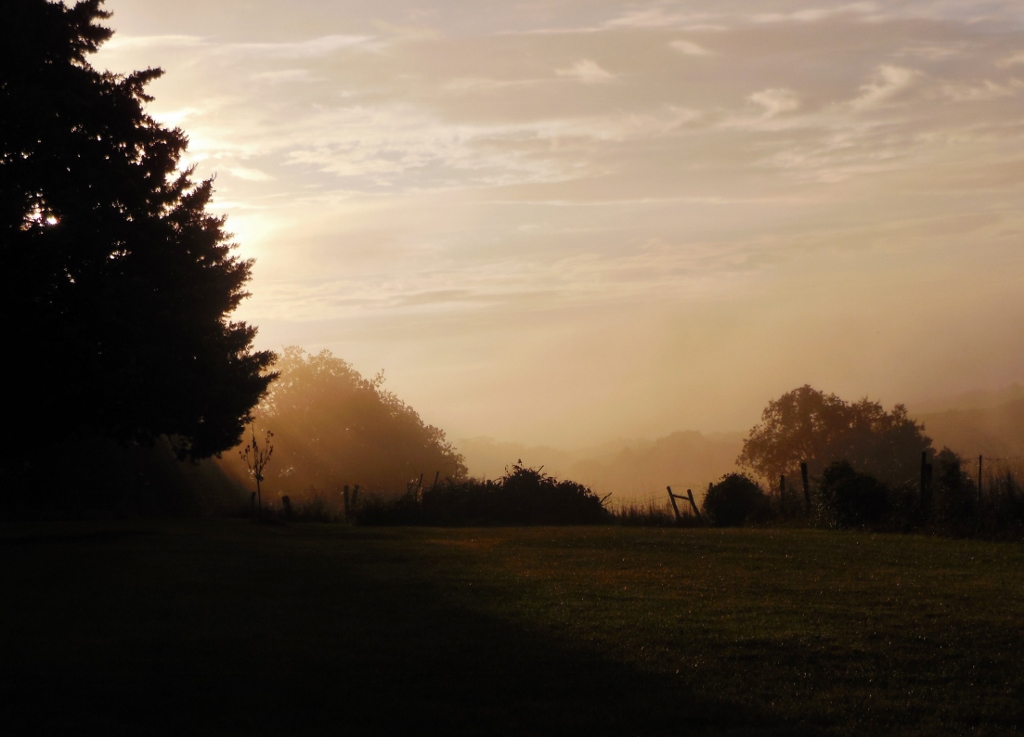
[
  {"left": 0, "top": 1, "right": 274, "bottom": 464},
  {"left": 738, "top": 386, "right": 931, "bottom": 490},
  {"left": 251, "top": 347, "right": 466, "bottom": 498}
]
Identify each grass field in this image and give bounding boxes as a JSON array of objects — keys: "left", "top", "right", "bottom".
[{"left": 3, "top": 520, "right": 1023, "bottom": 736}]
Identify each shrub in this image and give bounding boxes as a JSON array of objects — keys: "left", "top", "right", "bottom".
[
  {"left": 702, "top": 474, "right": 771, "bottom": 527},
  {"left": 357, "top": 462, "right": 610, "bottom": 526},
  {"left": 817, "top": 461, "right": 890, "bottom": 529}
]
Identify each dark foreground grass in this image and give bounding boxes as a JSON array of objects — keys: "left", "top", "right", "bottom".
[{"left": 2, "top": 521, "right": 1022, "bottom": 736}]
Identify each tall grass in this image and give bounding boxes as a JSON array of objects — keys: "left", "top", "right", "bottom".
[
  {"left": 973, "top": 469, "right": 1024, "bottom": 540},
  {"left": 610, "top": 497, "right": 696, "bottom": 526}
]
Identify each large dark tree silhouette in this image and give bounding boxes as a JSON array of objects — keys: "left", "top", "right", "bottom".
[
  {"left": 738, "top": 385, "right": 931, "bottom": 489},
  {"left": 0, "top": 0, "right": 274, "bottom": 463}
]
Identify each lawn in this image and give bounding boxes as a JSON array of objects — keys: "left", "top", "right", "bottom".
[{"left": 2, "top": 520, "right": 1022, "bottom": 736}]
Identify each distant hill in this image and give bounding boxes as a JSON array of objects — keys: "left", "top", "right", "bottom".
[
  {"left": 566, "top": 431, "right": 744, "bottom": 503},
  {"left": 455, "top": 436, "right": 582, "bottom": 482},
  {"left": 458, "top": 431, "right": 743, "bottom": 504},
  {"left": 917, "top": 398, "right": 1024, "bottom": 464},
  {"left": 913, "top": 384, "right": 1024, "bottom": 414}
]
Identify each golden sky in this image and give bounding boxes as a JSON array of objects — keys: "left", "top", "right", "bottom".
[{"left": 95, "top": 1, "right": 1024, "bottom": 448}]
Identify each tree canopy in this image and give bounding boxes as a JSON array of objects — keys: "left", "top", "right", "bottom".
[
  {"left": 250, "top": 347, "right": 466, "bottom": 497},
  {"left": 1, "top": 0, "right": 274, "bottom": 461},
  {"left": 738, "top": 385, "right": 932, "bottom": 489}
]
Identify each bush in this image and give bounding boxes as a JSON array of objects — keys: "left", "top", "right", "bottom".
[
  {"left": 702, "top": 474, "right": 771, "bottom": 527},
  {"left": 818, "top": 461, "right": 890, "bottom": 529},
  {"left": 357, "top": 462, "right": 610, "bottom": 526}
]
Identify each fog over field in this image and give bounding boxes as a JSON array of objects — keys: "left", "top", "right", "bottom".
[{"left": 94, "top": 1, "right": 1024, "bottom": 451}]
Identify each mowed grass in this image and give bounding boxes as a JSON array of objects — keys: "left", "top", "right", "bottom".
[{"left": 2, "top": 520, "right": 1022, "bottom": 736}]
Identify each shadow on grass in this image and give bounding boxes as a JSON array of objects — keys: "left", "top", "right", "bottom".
[{"left": 1, "top": 521, "right": 792, "bottom": 737}]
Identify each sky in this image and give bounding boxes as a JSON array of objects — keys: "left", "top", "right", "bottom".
[{"left": 93, "top": 0, "right": 1024, "bottom": 449}]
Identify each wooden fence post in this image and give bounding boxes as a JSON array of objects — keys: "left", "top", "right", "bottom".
[
  {"left": 666, "top": 486, "right": 682, "bottom": 523},
  {"left": 686, "top": 488, "right": 703, "bottom": 523},
  {"left": 779, "top": 474, "right": 786, "bottom": 517},
  {"left": 667, "top": 486, "right": 704, "bottom": 524}
]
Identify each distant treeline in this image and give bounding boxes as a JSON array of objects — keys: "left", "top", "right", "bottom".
[{"left": 7, "top": 364, "right": 1023, "bottom": 542}]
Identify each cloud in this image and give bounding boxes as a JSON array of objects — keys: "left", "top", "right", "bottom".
[
  {"left": 848, "top": 64, "right": 921, "bottom": 111},
  {"left": 941, "top": 79, "right": 1024, "bottom": 102},
  {"left": 605, "top": 8, "right": 713, "bottom": 29},
  {"left": 150, "top": 106, "right": 203, "bottom": 128},
  {"left": 669, "top": 40, "right": 714, "bottom": 56},
  {"left": 897, "top": 45, "right": 965, "bottom": 61},
  {"left": 252, "top": 69, "right": 320, "bottom": 85},
  {"left": 997, "top": 51, "right": 1024, "bottom": 68},
  {"left": 103, "top": 34, "right": 207, "bottom": 51},
  {"left": 234, "top": 34, "right": 375, "bottom": 58},
  {"left": 441, "top": 76, "right": 541, "bottom": 95},
  {"left": 101, "top": 32, "right": 374, "bottom": 60},
  {"left": 751, "top": 3, "right": 881, "bottom": 24},
  {"left": 603, "top": 1, "right": 880, "bottom": 31},
  {"left": 749, "top": 88, "right": 801, "bottom": 118},
  {"left": 555, "top": 59, "right": 616, "bottom": 84},
  {"left": 227, "top": 166, "right": 275, "bottom": 182}
]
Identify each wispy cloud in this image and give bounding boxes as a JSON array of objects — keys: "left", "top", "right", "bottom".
[
  {"left": 236, "top": 34, "right": 374, "bottom": 58},
  {"left": 227, "top": 166, "right": 275, "bottom": 182},
  {"left": 555, "top": 59, "right": 616, "bottom": 84},
  {"left": 750, "top": 3, "right": 881, "bottom": 24},
  {"left": 98, "top": 0, "right": 1024, "bottom": 445},
  {"left": 103, "top": 33, "right": 207, "bottom": 50},
  {"left": 848, "top": 65, "right": 922, "bottom": 111},
  {"left": 750, "top": 88, "right": 801, "bottom": 118},
  {"left": 669, "top": 39, "right": 714, "bottom": 56},
  {"left": 997, "top": 51, "right": 1024, "bottom": 68}
]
